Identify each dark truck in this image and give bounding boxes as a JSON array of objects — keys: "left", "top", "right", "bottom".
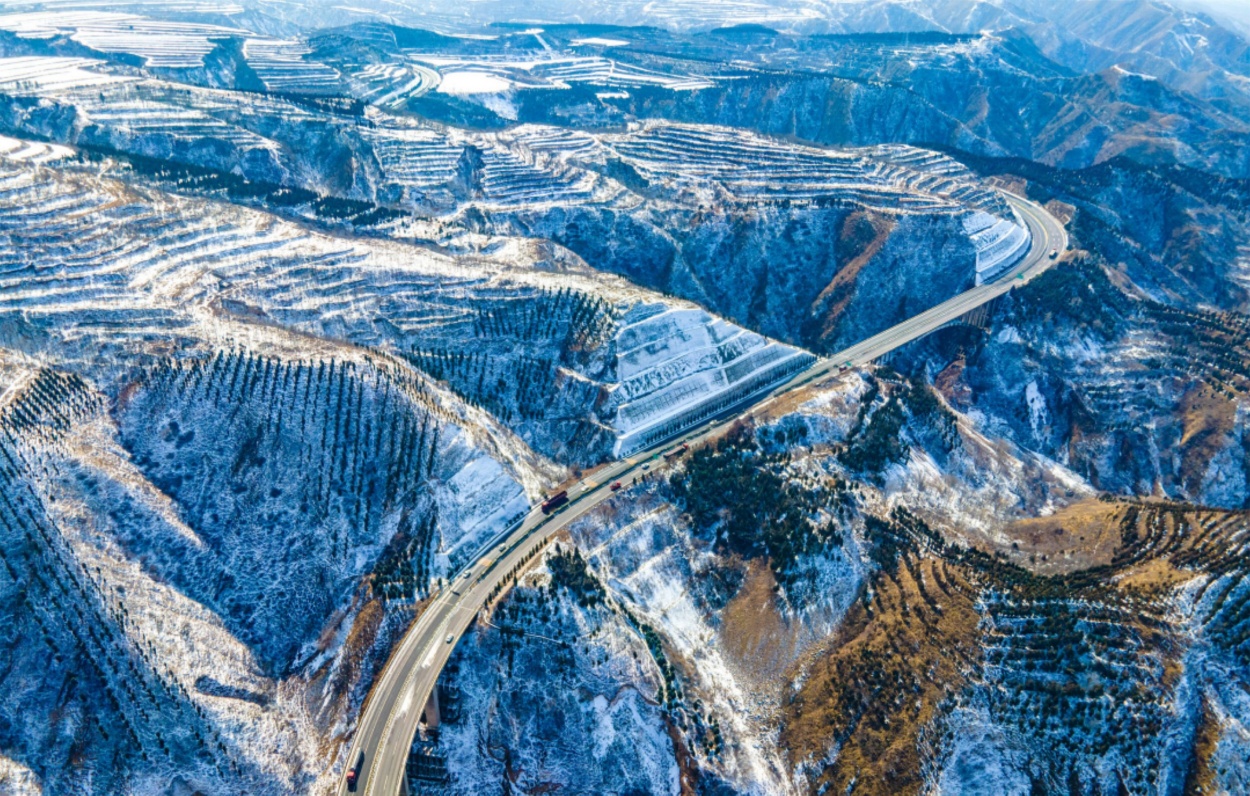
[
  {"left": 541, "top": 490, "right": 569, "bottom": 514},
  {"left": 346, "top": 750, "right": 364, "bottom": 791}
]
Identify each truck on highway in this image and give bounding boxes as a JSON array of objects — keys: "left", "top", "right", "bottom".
[
  {"left": 541, "top": 490, "right": 569, "bottom": 514},
  {"left": 346, "top": 751, "right": 364, "bottom": 791},
  {"left": 663, "top": 443, "right": 689, "bottom": 461},
  {"left": 475, "top": 561, "right": 494, "bottom": 582}
]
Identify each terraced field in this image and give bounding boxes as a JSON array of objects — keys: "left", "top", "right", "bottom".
[
  {"left": 0, "top": 51, "right": 1031, "bottom": 273},
  {"left": 348, "top": 62, "right": 441, "bottom": 107},
  {"left": 0, "top": 55, "right": 135, "bottom": 93},
  {"left": 402, "top": 53, "right": 715, "bottom": 92},
  {"left": 0, "top": 10, "right": 246, "bottom": 68},
  {"left": 601, "top": 125, "right": 1009, "bottom": 214},
  {"left": 243, "top": 38, "right": 343, "bottom": 95},
  {"left": 362, "top": 125, "right": 463, "bottom": 189},
  {"left": 782, "top": 498, "right": 1250, "bottom": 795},
  {"left": 0, "top": 144, "right": 807, "bottom": 461}
]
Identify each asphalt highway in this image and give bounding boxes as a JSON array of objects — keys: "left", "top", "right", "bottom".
[{"left": 338, "top": 192, "right": 1067, "bottom": 796}]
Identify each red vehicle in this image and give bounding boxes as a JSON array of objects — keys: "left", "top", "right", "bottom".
[
  {"left": 346, "top": 751, "right": 364, "bottom": 791},
  {"left": 541, "top": 490, "right": 569, "bottom": 514},
  {"left": 610, "top": 481, "right": 622, "bottom": 492}
]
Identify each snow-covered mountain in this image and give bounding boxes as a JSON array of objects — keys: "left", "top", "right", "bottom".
[{"left": 1, "top": 3, "right": 1249, "bottom": 795}]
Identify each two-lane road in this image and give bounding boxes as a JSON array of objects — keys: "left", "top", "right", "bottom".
[{"left": 339, "top": 192, "right": 1067, "bottom": 796}]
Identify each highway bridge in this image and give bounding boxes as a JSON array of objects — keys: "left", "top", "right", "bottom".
[{"left": 339, "top": 192, "right": 1068, "bottom": 796}]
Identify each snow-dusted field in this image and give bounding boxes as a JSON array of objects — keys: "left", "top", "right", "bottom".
[
  {"left": 243, "top": 38, "right": 342, "bottom": 95},
  {"left": 408, "top": 51, "right": 714, "bottom": 92},
  {"left": 609, "top": 307, "right": 812, "bottom": 455},
  {"left": 0, "top": 11, "right": 246, "bottom": 68},
  {"left": 0, "top": 136, "right": 830, "bottom": 459}
]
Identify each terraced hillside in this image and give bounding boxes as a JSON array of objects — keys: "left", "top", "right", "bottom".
[
  {"left": 777, "top": 501, "right": 1215, "bottom": 796},
  {"left": 0, "top": 42, "right": 1034, "bottom": 352},
  {"left": 0, "top": 145, "right": 817, "bottom": 461},
  {"left": 417, "top": 366, "right": 1250, "bottom": 795},
  {"left": 2, "top": 6, "right": 1248, "bottom": 796}
]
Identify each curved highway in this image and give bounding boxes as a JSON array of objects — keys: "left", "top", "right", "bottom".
[{"left": 338, "top": 192, "right": 1067, "bottom": 796}]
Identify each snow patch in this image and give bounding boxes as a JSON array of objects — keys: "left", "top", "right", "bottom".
[
  {"left": 571, "top": 37, "right": 630, "bottom": 47},
  {"left": 1024, "top": 379, "right": 1049, "bottom": 440},
  {"left": 0, "top": 755, "right": 41, "bottom": 795},
  {"left": 436, "top": 70, "right": 513, "bottom": 95}
]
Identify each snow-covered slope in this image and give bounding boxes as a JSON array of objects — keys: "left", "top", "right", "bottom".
[
  {"left": 0, "top": 145, "right": 812, "bottom": 461},
  {"left": 427, "top": 366, "right": 1250, "bottom": 796},
  {"left": 6, "top": 8, "right": 1243, "bottom": 795},
  {"left": 0, "top": 49, "right": 1030, "bottom": 355},
  {"left": 610, "top": 307, "right": 813, "bottom": 455},
  {"left": 0, "top": 353, "right": 532, "bottom": 794}
]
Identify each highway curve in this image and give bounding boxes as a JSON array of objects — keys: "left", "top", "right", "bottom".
[{"left": 338, "top": 192, "right": 1068, "bottom": 796}]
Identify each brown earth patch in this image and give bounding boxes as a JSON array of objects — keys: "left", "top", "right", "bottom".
[
  {"left": 1044, "top": 198, "right": 1076, "bottom": 226},
  {"left": 932, "top": 353, "right": 972, "bottom": 408},
  {"left": 999, "top": 497, "right": 1125, "bottom": 574},
  {"left": 781, "top": 555, "right": 981, "bottom": 796},
  {"left": 1115, "top": 556, "right": 1197, "bottom": 597},
  {"left": 718, "top": 558, "right": 798, "bottom": 684},
  {"left": 1178, "top": 386, "right": 1237, "bottom": 495},
  {"left": 1183, "top": 696, "right": 1222, "bottom": 795},
  {"left": 811, "top": 211, "right": 896, "bottom": 344}
]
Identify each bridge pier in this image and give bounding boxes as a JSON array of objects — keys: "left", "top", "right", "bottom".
[
  {"left": 957, "top": 295, "right": 1000, "bottom": 330},
  {"left": 420, "top": 687, "right": 440, "bottom": 731}
]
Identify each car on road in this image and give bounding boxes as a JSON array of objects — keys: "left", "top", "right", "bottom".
[
  {"left": 610, "top": 481, "right": 622, "bottom": 491},
  {"left": 346, "top": 751, "right": 365, "bottom": 791},
  {"left": 445, "top": 634, "right": 454, "bottom": 644},
  {"left": 1048, "top": 249, "right": 1058, "bottom": 259},
  {"left": 641, "top": 464, "right": 650, "bottom": 471}
]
